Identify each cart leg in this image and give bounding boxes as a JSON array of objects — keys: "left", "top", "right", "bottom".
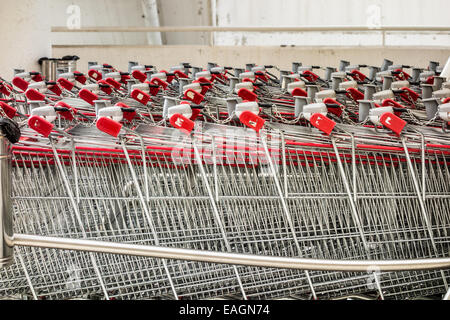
[
  {"left": 444, "top": 287, "right": 450, "bottom": 300},
  {"left": 0, "top": 135, "right": 13, "bottom": 268},
  {"left": 261, "top": 136, "right": 317, "bottom": 299},
  {"left": 51, "top": 141, "right": 110, "bottom": 299},
  {"left": 401, "top": 137, "right": 449, "bottom": 291},
  {"left": 193, "top": 139, "right": 248, "bottom": 300}
]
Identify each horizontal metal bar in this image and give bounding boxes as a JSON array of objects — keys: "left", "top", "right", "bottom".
[
  {"left": 12, "top": 193, "right": 450, "bottom": 201},
  {"left": 11, "top": 234, "right": 450, "bottom": 272},
  {"left": 50, "top": 26, "right": 450, "bottom": 33}
]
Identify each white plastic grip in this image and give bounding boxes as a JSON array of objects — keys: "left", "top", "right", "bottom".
[
  {"left": 302, "top": 103, "right": 328, "bottom": 121},
  {"left": 210, "top": 66, "right": 225, "bottom": 73},
  {"left": 58, "top": 72, "right": 76, "bottom": 82},
  {"left": 251, "top": 66, "right": 266, "bottom": 72},
  {"left": 27, "top": 81, "right": 48, "bottom": 94},
  {"left": 183, "top": 83, "right": 202, "bottom": 94},
  {"left": 151, "top": 72, "right": 168, "bottom": 81},
  {"left": 167, "top": 104, "right": 193, "bottom": 120},
  {"left": 97, "top": 106, "right": 124, "bottom": 122},
  {"left": 339, "top": 80, "right": 358, "bottom": 90},
  {"left": 235, "top": 101, "right": 259, "bottom": 118},
  {"left": 287, "top": 80, "right": 306, "bottom": 94},
  {"left": 234, "top": 82, "right": 254, "bottom": 94},
  {"left": 195, "top": 71, "right": 212, "bottom": 81},
  {"left": 105, "top": 72, "right": 121, "bottom": 81},
  {"left": 131, "top": 83, "right": 151, "bottom": 94},
  {"left": 239, "top": 72, "right": 256, "bottom": 80},
  {"left": 369, "top": 106, "right": 394, "bottom": 125},
  {"left": 438, "top": 103, "right": 450, "bottom": 121},
  {"left": 30, "top": 106, "right": 58, "bottom": 123},
  {"left": 81, "top": 84, "right": 100, "bottom": 94},
  {"left": 372, "top": 89, "right": 395, "bottom": 102},
  {"left": 315, "top": 89, "right": 336, "bottom": 101}
]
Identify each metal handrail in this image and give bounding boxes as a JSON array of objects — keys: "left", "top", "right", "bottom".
[
  {"left": 10, "top": 234, "right": 450, "bottom": 273},
  {"left": 51, "top": 25, "right": 450, "bottom": 33}
]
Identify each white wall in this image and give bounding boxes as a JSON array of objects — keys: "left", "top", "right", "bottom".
[
  {"left": 215, "top": 0, "right": 450, "bottom": 27},
  {"left": 49, "top": 0, "right": 149, "bottom": 45},
  {"left": 0, "top": 0, "right": 51, "bottom": 79},
  {"left": 214, "top": 0, "right": 450, "bottom": 46},
  {"left": 158, "top": 0, "right": 211, "bottom": 45},
  {"left": 49, "top": 0, "right": 212, "bottom": 45},
  {"left": 1, "top": 0, "right": 449, "bottom": 80},
  {"left": 48, "top": 0, "right": 450, "bottom": 46}
]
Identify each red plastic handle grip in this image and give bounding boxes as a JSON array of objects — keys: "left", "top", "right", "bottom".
[
  {"left": 57, "top": 78, "right": 75, "bottom": 91},
  {"left": 255, "top": 73, "right": 268, "bottom": 82},
  {"left": 88, "top": 69, "right": 102, "bottom": 81},
  {"left": 310, "top": 113, "right": 336, "bottom": 135},
  {"left": 55, "top": 101, "right": 76, "bottom": 121},
  {"left": 131, "top": 89, "right": 150, "bottom": 105},
  {"left": 116, "top": 102, "right": 136, "bottom": 122},
  {"left": 195, "top": 77, "right": 212, "bottom": 86},
  {"left": 174, "top": 70, "right": 189, "bottom": 79},
  {"left": 193, "top": 78, "right": 212, "bottom": 95},
  {"left": 239, "top": 110, "right": 265, "bottom": 133},
  {"left": 105, "top": 77, "right": 122, "bottom": 90},
  {"left": 30, "top": 72, "right": 43, "bottom": 82},
  {"left": 150, "top": 77, "right": 169, "bottom": 90},
  {"left": 132, "top": 70, "right": 147, "bottom": 83},
  {"left": 28, "top": 116, "right": 54, "bottom": 137},
  {"left": 349, "top": 69, "right": 367, "bottom": 82},
  {"left": 120, "top": 73, "right": 130, "bottom": 84},
  {"left": 302, "top": 70, "right": 319, "bottom": 82},
  {"left": 48, "top": 84, "right": 62, "bottom": 96},
  {"left": 425, "top": 76, "right": 434, "bottom": 85},
  {"left": 346, "top": 87, "right": 364, "bottom": 102},
  {"left": 12, "top": 77, "right": 29, "bottom": 92},
  {"left": 0, "top": 101, "right": 17, "bottom": 118},
  {"left": 160, "top": 70, "right": 175, "bottom": 83},
  {"left": 379, "top": 112, "right": 406, "bottom": 136},
  {"left": 25, "top": 88, "right": 46, "bottom": 101},
  {"left": 400, "top": 87, "right": 419, "bottom": 101},
  {"left": 190, "top": 108, "right": 201, "bottom": 121},
  {"left": 96, "top": 117, "right": 123, "bottom": 137},
  {"left": 323, "top": 98, "right": 343, "bottom": 117},
  {"left": 381, "top": 98, "right": 405, "bottom": 116},
  {"left": 184, "top": 89, "right": 205, "bottom": 104},
  {"left": 79, "top": 89, "right": 99, "bottom": 106},
  {"left": 98, "top": 80, "right": 113, "bottom": 95},
  {"left": 237, "top": 88, "right": 257, "bottom": 102},
  {"left": 74, "top": 71, "right": 87, "bottom": 84},
  {"left": 291, "top": 87, "right": 307, "bottom": 97},
  {"left": 56, "top": 101, "right": 77, "bottom": 113},
  {"left": 0, "top": 82, "right": 12, "bottom": 96},
  {"left": 169, "top": 113, "right": 194, "bottom": 134},
  {"left": 393, "top": 68, "right": 410, "bottom": 81},
  {"left": 146, "top": 82, "right": 160, "bottom": 96}
]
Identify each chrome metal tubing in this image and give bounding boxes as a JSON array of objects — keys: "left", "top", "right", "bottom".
[
  {"left": 0, "top": 135, "right": 13, "bottom": 268},
  {"left": 10, "top": 234, "right": 450, "bottom": 273}
]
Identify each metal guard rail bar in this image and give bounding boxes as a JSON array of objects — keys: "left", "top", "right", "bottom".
[
  {"left": 51, "top": 26, "right": 450, "bottom": 33},
  {"left": 8, "top": 234, "right": 450, "bottom": 273}
]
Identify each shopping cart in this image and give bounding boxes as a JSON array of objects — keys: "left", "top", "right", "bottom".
[{"left": 1, "top": 58, "right": 450, "bottom": 300}]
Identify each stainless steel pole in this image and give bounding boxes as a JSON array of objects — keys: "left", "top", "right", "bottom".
[
  {"left": 0, "top": 134, "right": 13, "bottom": 268},
  {"left": 10, "top": 233, "right": 450, "bottom": 273}
]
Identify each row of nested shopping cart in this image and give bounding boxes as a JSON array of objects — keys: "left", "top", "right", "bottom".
[{"left": 0, "top": 58, "right": 449, "bottom": 300}]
